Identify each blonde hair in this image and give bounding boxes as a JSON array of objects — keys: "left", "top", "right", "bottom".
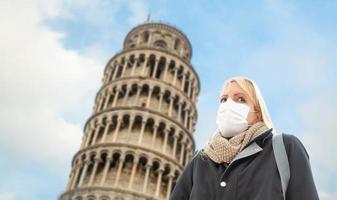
[{"left": 220, "top": 76, "right": 275, "bottom": 131}]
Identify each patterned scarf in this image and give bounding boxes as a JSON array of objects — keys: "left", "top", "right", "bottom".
[{"left": 203, "top": 121, "right": 269, "bottom": 164}]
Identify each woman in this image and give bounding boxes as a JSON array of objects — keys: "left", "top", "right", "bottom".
[{"left": 170, "top": 76, "right": 319, "bottom": 200}]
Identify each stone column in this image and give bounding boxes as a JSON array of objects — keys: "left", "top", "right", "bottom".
[
  {"left": 151, "top": 123, "right": 159, "bottom": 148},
  {"left": 138, "top": 119, "right": 147, "bottom": 144},
  {"left": 141, "top": 55, "right": 148, "bottom": 76},
  {"left": 133, "top": 85, "right": 142, "bottom": 106},
  {"left": 188, "top": 78, "right": 194, "bottom": 98},
  {"left": 88, "top": 156, "right": 101, "bottom": 186},
  {"left": 130, "top": 56, "right": 138, "bottom": 76},
  {"left": 112, "top": 62, "right": 119, "bottom": 80},
  {"left": 168, "top": 95, "right": 174, "bottom": 117},
  {"left": 103, "top": 92, "right": 111, "bottom": 109},
  {"left": 112, "top": 88, "right": 120, "bottom": 107},
  {"left": 122, "top": 85, "right": 131, "bottom": 106},
  {"left": 80, "top": 134, "right": 87, "bottom": 149},
  {"left": 84, "top": 127, "right": 94, "bottom": 148},
  {"left": 126, "top": 115, "right": 135, "bottom": 141},
  {"left": 166, "top": 171, "right": 175, "bottom": 200},
  {"left": 78, "top": 159, "right": 90, "bottom": 187},
  {"left": 121, "top": 57, "right": 128, "bottom": 78},
  {"left": 112, "top": 116, "right": 122, "bottom": 142},
  {"left": 114, "top": 155, "right": 125, "bottom": 187},
  {"left": 97, "top": 95, "right": 104, "bottom": 112},
  {"left": 100, "top": 152, "right": 113, "bottom": 186},
  {"left": 184, "top": 144, "right": 191, "bottom": 166},
  {"left": 180, "top": 48, "right": 184, "bottom": 57},
  {"left": 172, "top": 132, "right": 179, "bottom": 158},
  {"left": 152, "top": 58, "right": 159, "bottom": 78},
  {"left": 100, "top": 118, "right": 111, "bottom": 143},
  {"left": 191, "top": 84, "right": 196, "bottom": 102},
  {"left": 195, "top": 88, "right": 199, "bottom": 103},
  {"left": 163, "top": 61, "right": 169, "bottom": 82},
  {"left": 148, "top": 32, "right": 152, "bottom": 44},
  {"left": 157, "top": 91, "right": 164, "bottom": 112},
  {"left": 70, "top": 161, "right": 83, "bottom": 189},
  {"left": 180, "top": 71, "right": 186, "bottom": 91},
  {"left": 91, "top": 123, "right": 102, "bottom": 145},
  {"left": 179, "top": 138, "right": 186, "bottom": 165},
  {"left": 184, "top": 108, "right": 189, "bottom": 127},
  {"left": 177, "top": 101, "right": 182, "bottom": 122},
  {"left": 155, "top": 166, "right": 165, "bottom": 197},
  {"left": 162, "top": 129, "right": 169, "bottom": 154},
  {"left": 172, "top": 66, "right": 178, "bottom": 86},
  {"left": 142, "top": 162, "right": 152, "bottom": 193},
  {"left": 189, "top": 113, "right": 193, "bottom": 132},
  {"left": 128, "top": 156, "right": 139, "bottom": 189},
  {"left": 146, "top": 86, "right": 153, "bottom": 108}
]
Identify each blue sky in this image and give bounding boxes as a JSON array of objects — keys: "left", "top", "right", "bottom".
[{"left": 1, "top": 0, "right": 337, "bottom": 199}]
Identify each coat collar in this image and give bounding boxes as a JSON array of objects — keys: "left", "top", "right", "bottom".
[
  {"left": 231, "top": 127, "right": 273, "bottom": 163},
  {"left": 220, "top": 128, "right": 274, "bottom": 179},
  {"left": 246, "top": 127, "right": 273, "bottom": 147}
]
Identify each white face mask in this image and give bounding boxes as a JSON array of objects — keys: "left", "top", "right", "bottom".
[{"left": 216, "top": 98, "right": 253, "bottom": 137}]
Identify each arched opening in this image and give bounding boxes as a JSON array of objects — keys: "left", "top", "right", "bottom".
[
  {"left": 154, "top": 40, "right": 167, "bottom": 49},
  {"left": 143, "top": 31, "right": 149, "bottom": 43},
  {"left": 174, "top": 39, "right": 180, "bottom": 50}
]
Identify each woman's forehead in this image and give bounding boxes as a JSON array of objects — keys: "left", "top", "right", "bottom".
[{"left": 222, "top": 82, "right": 245, "bottom": 93}]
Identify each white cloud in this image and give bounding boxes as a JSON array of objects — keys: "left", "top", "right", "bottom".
[
  {"left": 0, "top": 193, "right": 16, "bottom": 200},
  {"left": 299, "top": 97, "right": 337, "bottom": 170},
  {"left": 299, "top": 96, "right": 337, "bottom": 200},
  {"left": 0, "top": 0, "right": 102, "bottom": 173},
  {"left": 318, "top": 191, "right": 337, "bottom": 200},
  {"left": 0, "top": 0, "right": 152, "bottom": 178}
]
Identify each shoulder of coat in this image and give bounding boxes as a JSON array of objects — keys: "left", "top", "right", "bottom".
[
  {"left": 197, "top": 148, "right": 211, "bottom": 161},
  {"left": 280, "top": 132, "right": 300, "bottom": 145},
  {"left": 279, "top": 132, "right": 309, "bottom": 158},
  {"left": 189, "top": 149, "right": 206, "bottom": 161},
  {"left": 191, "top": 149, "right": 201, "bottom": 159}
]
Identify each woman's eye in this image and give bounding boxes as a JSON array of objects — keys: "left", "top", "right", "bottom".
[
  {"left": 238, "top": 97, "right": 246, "bottom": 103},
  {"left": 220, "top": 97, "right": 227, "bottom": 103}
]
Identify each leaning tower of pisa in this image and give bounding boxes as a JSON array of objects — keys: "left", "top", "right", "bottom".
[{"left": 58, "top": 21, "right": 200, "bottom": 200}]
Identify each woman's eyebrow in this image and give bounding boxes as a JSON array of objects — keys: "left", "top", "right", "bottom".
[
  {"left": 221, "top": 92, "right": 247, "bottom": 98},
  {"left": 234, "top": 92, "right": 247, "bottom": 97}
]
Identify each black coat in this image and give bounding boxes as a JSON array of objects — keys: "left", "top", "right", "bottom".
[{"left": 170, "top": 128, "right": 319, "bottom": 200}]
